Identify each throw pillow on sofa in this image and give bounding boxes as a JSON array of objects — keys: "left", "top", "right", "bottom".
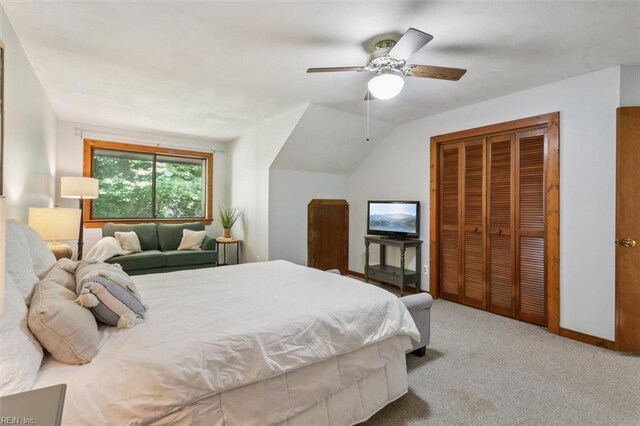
[
  {"left": 75, "top": 260, "right": 146, "bottom": 328},
  {"left": 177, "top": 229, "right": 207, "bottom": 251},
  {"left": 115, "top": 231, "right": 142, "bottom": 255},
  {"left": 28, "top": 279, "right": 99, "bottom": 365}
]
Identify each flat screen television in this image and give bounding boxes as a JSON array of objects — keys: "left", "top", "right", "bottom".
[{"left": 367, "top": 200, "right": 420, "bottom": 239}]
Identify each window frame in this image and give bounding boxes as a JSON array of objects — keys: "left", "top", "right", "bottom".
[{"left": 83, "top": 139, "right": 214, "bottom": 228}]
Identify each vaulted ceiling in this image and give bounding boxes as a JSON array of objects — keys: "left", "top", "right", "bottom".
[{"left": 4, "top": 1, "right": 639, "bottom": 140}]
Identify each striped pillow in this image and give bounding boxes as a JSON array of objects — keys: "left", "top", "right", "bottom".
[{"left": 75, "top": 261, "right": 146, "bottom": 328}]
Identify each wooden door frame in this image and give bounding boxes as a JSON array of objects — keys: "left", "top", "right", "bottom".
[{"left": 429, "top": 112, "right": 560, "bottom": 334}]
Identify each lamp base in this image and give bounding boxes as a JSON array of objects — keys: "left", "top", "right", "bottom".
[{"left": 48, "top": 243, "right": 73, "bottom": 260}]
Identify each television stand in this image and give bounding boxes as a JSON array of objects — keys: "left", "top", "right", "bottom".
[{"left": 364, "top": 235, "right": 423, "bottom": 296}]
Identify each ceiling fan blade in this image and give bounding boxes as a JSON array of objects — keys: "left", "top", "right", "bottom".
[
  {"left": 388, "top": 28, "right": 433, "bottom": 61},
  {"left": 405, "top": 65, "right": 467, "bottom": 81},
  {"left": 306, "top": 66, "right": 365, "bottom": 73}
]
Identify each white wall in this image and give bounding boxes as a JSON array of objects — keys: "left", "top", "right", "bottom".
[
  {"left": 55, "top": 120, "right": 229, "bottom": 254},
  {"left": 350, "top": 67, "right": 622, "bottom": 340},
  {"left": 1, "top": 6, "right": 57, "bottom": 220},
  {"left": 228, "top": 105, "right": 307, "bottom": 263},
  {"left": 269, "top": 169, "right": 349, "bottom": 266},
  {"left": 620, "top": 65, "right": 640, "bottom": 106}
]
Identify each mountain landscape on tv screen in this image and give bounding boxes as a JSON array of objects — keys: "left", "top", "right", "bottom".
[{"left": 370, "top": 213, "right": 417, "bottom": 233}]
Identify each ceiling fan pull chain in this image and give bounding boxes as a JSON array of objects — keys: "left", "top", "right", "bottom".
[{"left": 366, "top": 91, "right": 371, "bottom": 142}]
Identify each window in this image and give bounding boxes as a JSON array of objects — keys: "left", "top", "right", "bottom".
[{"left": 83, "top": 139, "right": 213, "bottom": 227}]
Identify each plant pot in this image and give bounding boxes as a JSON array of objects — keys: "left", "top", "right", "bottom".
[{"left": 223, "top": 228, "right": 231, "bottom": 239}]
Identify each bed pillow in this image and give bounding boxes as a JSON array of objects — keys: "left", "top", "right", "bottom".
[
  {"left": 28, "top": 279, "right": 99, "bottom": 365},
  {"left": 5, "top": 220, "right": 40, "bottom": 305},
  {"left": 18, "top": 222, "right": 57, "bottom": 279},
  {"left": 114, "top": 231, "right": 142, "bottom": 255},
  {"left": 75, "top": 260, "right": 146, "bottom": 328},
  {"left": 0, "top": 274, "right": 44, "bottom": 396},
  {"left": 44, "top": 258, "right": 79, "bottom": 293},
  {"left": 177, "top": 229, "right": 207, "bottom": 251},
  {"left": 85, "top": 237, "right": 125, "bottom": 262}
]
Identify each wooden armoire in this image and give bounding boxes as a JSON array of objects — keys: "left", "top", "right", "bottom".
[{"left": 430, "top": 113, "right": 560, "bottom": 328}]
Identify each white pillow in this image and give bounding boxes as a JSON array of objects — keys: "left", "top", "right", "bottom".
[
  {"left": 19, "top": 222, "right": 56, "bottom": 279},
  {"left": 5, "top": 220, "right": 40, "bottom": 305},
  {"left": 177, "top": 229, "right": 207, "bottom": 251},
  {"left": 114, "top": 231, "right": 142, "bottom": 255},
  {"left": 85, "top": 237, "right": 125, "bottom": 262},
  {"left": 0, "top": 274, "right": 44, "bottom": 396}
]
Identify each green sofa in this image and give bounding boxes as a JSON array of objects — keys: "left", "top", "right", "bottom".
[{"left": 102, "top": 222, "right": 218, "bottom": 275}]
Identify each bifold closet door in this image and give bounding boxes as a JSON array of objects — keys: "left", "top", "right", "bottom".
[
  {"left": 439, "top": 143, "right": 461, "bottom": 301},
  {"left": 462, "top": 140, "right": 486, "bottom": 308},
  {"left": 487, "top": 134, "right": 516, "bottom": 317},
  {"left": 516, "top": 130, "right": 546, "bottom": 326}
]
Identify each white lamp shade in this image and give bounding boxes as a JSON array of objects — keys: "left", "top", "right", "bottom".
[
  {"left": 368, "top": 73, "right": 405, "bottom": 100},
  {"left": 28, "top": 207, "right": 81, "bottom": 241},
  {"left": 0, "top": 196, "right": 5, "bottom": 315},
  {"left": 61, "top": 177, "right": 99, "bottom": 199}
]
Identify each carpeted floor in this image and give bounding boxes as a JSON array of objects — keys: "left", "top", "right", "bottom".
[{"left": 363, "top": 297, "right": 640, "bottom": 425}]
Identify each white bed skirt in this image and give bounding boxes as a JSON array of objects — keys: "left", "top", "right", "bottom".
[{"left": 143, "top": 335, "right": 410, "bottom": 425}]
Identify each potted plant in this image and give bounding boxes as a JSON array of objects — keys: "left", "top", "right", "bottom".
[{"left": 219, "top": 205, "right": 240, "bottom": 239}]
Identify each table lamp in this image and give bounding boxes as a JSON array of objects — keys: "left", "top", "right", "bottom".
[
  {"left": 60, "top": 177, "right": 99, "bottom": 260},
  {"left": 28, "top": 207, "right": 81, "bottom": 260},
  {"left": 0, "top": 196, "right": 5, "bottom": 315}
]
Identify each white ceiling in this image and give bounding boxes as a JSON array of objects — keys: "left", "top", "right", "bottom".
[{"left": 4, "top": 1, "right": 639, "bottom": 141}]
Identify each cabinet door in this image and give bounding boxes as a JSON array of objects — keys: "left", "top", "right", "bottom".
[
  {"left": 462, "top": 140, "right": 486, "bottom": 308},
  {"left": 487, "top": 134, "right": 515, "bottom": 316},
  {"left": 516, "top": 130, "right": 546, "bottom": 325},
  {"left": 439, "top": 143, "right": 461, "bottom": 301}
]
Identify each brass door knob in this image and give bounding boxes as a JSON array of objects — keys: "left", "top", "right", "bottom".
[{"left": 621, "top": 238, "right": 637, "bottom": 248}]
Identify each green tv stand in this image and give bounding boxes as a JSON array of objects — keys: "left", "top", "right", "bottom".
[{"left": 364, "top": 235, "right": 423, "bottom": 296}]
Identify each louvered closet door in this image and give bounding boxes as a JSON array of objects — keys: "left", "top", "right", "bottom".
[
  {"left": 487, "top": 134, "right": 516, "bottom": 317},
  {"left": 439, "top": 143, "right": 461, "bottom": 301},
  {"left": 462, "top": 140, "right": 486, "bottom": 308},
  {"left": 516, "top": 129, "right": 546, "bottom": 326}
]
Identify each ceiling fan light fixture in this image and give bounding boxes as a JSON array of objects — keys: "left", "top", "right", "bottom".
[{"left": 368, "top": 73, "right": 404, "bottom": 100}]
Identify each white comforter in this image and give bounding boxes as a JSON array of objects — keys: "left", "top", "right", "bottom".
[{"left": 34, "top": 261, "right": 419, "bottom": 425}]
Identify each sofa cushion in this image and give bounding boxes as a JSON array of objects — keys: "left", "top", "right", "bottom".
[
  {"left": 106, "top": 250, "right": 166, "bottom": 271},
  {"left": 164, "top": 250, "right": 217, "bottom": 267},
  {"left": 157, "top": 222, "right": 204, "bottom": 251},
  {"left": 103, "top": 223, "right": 158, "bottom": 251}
]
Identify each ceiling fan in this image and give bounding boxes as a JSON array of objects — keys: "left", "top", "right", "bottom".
[{"left": 307, "top": 28, "right": 467, "bottom": 100}]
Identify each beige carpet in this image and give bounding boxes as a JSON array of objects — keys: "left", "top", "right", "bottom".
[{"left": 363, "top": 297, "right": 640, "bottom": 425}]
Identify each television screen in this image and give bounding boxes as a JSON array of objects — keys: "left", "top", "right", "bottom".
[{"left": 368, "top": 201, "right": 419, "bottom": 237}]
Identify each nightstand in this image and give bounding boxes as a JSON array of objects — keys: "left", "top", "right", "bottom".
[
  {"left": 0, "top": 384, "right": 66, "bottom": 426},
  {"left": 216, "top": 238, "right": 241, "bottom": 265}
]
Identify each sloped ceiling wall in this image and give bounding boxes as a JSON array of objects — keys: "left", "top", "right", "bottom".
[{"left": 271, "top": 104, "right": 394, "bottom": 174}]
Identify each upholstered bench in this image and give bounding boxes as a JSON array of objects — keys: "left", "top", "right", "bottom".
[
  {"left": 400, "top": 293, "right": 432, "bottom": 357},
  {"left": 328, "top": 269, "right": 432, "bottom": 357}
]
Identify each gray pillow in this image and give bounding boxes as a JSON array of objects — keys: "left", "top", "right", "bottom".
[
  {"left": 28, "top": 279, "right": 99, "bottom": 365},
  {"left": 5, "top": 220, "right": 40, "bottom": 305},
  {"left": 44, "top": 258, "right": 78, "bottom": 293},
  {"left": 19, "top": 223, "right": 56, "bottom": 279},
  {"left": 75, "top": 261, "right": 146, "bottom": 328}
]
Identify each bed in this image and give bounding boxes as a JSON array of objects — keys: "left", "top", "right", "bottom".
[{"left": 24, "top": 258, "right": 419, "bottom": 425}]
